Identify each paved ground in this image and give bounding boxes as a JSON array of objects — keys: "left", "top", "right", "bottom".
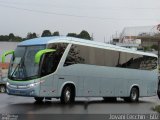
[{"left": 0, "top": 93, "right": 159, "bottom": 114}]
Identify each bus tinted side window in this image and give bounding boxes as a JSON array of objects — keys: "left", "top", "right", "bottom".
[
  {"left": 41, "top": 43, "right": 68, "bottom": 76},
  {"left": 94, "top": 47, "right": 105, "bottom": 66},
  {"left": 64, "top": 45, "right": 105, "bottom": 66},
  {"left": 64, "top": 44, "right": 157, "bottom": 70},
  {"left": 64, "top": 45, "right": 89, "bottom": 66},
  {"left": 125, "top": 54, "right": 143, "bottom": 69},
  {"left": 104, "top": 49, "right": 119, "bottom": 67},
  {"left": 140, "top": 56, "right": 157, "bottom": 70},
  {"left": 119, "top": 53, "right": 143, "bottom": 69},
  {"left": 119, "top": 52, "right": 157, "bottom": 70}
]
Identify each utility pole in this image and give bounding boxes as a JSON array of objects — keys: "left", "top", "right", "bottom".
[
  {"left": 158, "top": 41, "right": 160, "bottom": 64},
  {"left": 91, "top": 33, "right": 94, "bottom": 41},
  {"left": 157, "top": 24, "right": 160, "bottom": 64},
  {"left": 104, "top": 36, "right": 105, "bottom": 43}
]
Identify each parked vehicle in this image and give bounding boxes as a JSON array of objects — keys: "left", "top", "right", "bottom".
[
  {"left": 0, "top": 69, "right": 6, "bottom": 93},
  {"left": 157, "top": 76, "right": 160, "bottom": 99}
]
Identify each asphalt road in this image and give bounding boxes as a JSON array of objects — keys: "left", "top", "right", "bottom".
[
  {"left": 0, "top": 93, "right": 160, "bottom": 120},
  {"left": 0, "top": 93, "right": 159, "bottom": 114}
]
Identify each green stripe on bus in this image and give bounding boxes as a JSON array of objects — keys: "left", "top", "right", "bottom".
[{"left": 8, "top": 79, "right": 36, "bottom": 82}]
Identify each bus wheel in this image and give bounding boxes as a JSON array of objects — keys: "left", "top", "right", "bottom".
[
  {"left": 103, "top": 97, "right": 117, "bottom": 102},
  {"left": 0, "top": 85, "right": 6, "bottom": 93},
  {"left": 124, "top": 87, "right": 139, "bottom": 102},
  {"left": 34, "top": 97, "right": 44, "bottom": 102},
  {"left": 60, "top": 86, "right": 75, "bottom": 104},
  {"left": 158, "top": 81, "right": 160, "bottom": 99}
]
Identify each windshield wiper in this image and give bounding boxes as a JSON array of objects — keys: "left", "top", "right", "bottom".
[
  {"left": 10, "top": 58, "right": 28, "bottom": 80},
  {"left": 10, "top": 62, "right": 21, "bottom": 78}
]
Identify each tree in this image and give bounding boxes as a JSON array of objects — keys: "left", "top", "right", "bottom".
[
  {"left": 78, "top": 30, "right": 91, "bottom": 40},
  {"left": 26, "top": 33, "right": 31, "bottom": 39},
  {"left": 26, "top": 32, "right": 37, "bottom": 39},
  {"left": 157, "top": 24, "right": 160, "bottom": 31},
  {"left": 151, "top": 44, "right": 158, "bottom": 51},
  {"left": 41, "top": 30, "right": 52, "bottom": 37},
  {"left": 67, "top": 30, "right": 91, "bottom": 40},
  {"left": 32, "top": 32, "right": 37, "bottom": 38},
  {"left": 14, "top": 36, "right": 23, "bottom": 42},
  {"left": 143, "top": 46, "right": 151, "bottom": 51},
  {"left": 0, "top": 34, "right": 22, "bottom": 42},
  {"left": 53, "top": 31, "right": 60, "bottom": 36},
  {"left": 67, "top": 33, "right": 77, "bottom": 37},
  {"left": 9, "top": 33, "right": 15, "bottom": 41},
  {"left": 0, "top": 35, "right": 9, "bottom": 41}
]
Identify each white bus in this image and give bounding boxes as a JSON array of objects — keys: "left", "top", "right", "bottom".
[{"left": 3, "top": 36, "right": 158, "bottom": 103}]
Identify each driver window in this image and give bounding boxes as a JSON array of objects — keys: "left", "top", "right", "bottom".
[{"left": 40, "top": 43, "right": 68, "bottom": 76}]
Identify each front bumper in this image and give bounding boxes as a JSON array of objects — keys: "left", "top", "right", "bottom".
[
  {"left": 7, "top": 87, "right": 38, "bottom": 97},
  {"left": 6, "top": 82, "right": 40, "bottom": 97}
]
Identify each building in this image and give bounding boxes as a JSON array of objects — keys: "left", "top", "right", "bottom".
[
  {"left": 0, "top": 41, "right": 19, "bottom": 75},
  {"left": 112, "top": 24, "right": 160, "bottom": 63},
  {"left": 119, "top": 25, "right": 160, "bottom": 48}
]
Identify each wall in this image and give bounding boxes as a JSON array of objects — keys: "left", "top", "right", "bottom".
[{"left": 0, "top": 42, "right": 19, "bottom": 62}]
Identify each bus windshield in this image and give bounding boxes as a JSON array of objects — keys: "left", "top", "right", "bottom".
[
  {"left": 8, "top": 43, "right": 68, "bottom": 80},
  {"left": 8, "top": 45, "right": 45, "bottom": 80}
]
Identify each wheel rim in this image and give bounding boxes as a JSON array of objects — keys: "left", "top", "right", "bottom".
[
  {"left": 65, "top": 89, "right": 71, "bottom": 102},
  {"left": 131, "top": 90, "right": 137, "bottom": 100}
]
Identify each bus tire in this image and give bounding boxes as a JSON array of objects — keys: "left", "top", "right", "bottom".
[
  {"left": 34, "top": 97, "right": 44, "bottom": 102},
  {"left": 0, "top": 85, "right": 6, "bottom": 93},
  {"left": 158, "top": 92, "right": 160, "bottom": 99},
  {"left": 103, "top": 97, "right": 117, "bottom": 102},
  {"left": 123, "top": 97, "right": 130, "bottom": 102},
  {"left": 124, "top": 87, "right": 139, "bottom": 102},
  {"left": 158, "top": 79, "right": 160, "bottom": 99},
  {"left": 60, "top": 86, "right": 75, "bottom": 104}
]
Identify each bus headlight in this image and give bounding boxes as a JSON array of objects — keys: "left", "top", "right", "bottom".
[
  {"left": 28, "top": 82, "right": 41, "bottom": 88},
  {"left": 28, "top": 83, "right": 35, "bottom": 87},
  {"left": 6, "top": 82, "right": 10, "bottom": 86}
]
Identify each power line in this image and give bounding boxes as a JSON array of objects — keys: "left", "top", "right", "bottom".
[
  {"left": 0, "top": 3, "right": 159, "bottom": 21},
  {"left": 0, "top": 3, "right": 113, "bottom": 20},
  {"left": 0, "top": 0, "right": 160, "bottom": 10}
]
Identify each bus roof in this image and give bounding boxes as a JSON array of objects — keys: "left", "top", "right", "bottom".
[{"left": 18, "top": 36, "right": 157, "bottom": 57}]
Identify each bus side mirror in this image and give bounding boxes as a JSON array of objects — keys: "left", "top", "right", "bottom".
[
  {"left": 2, "top": 50, "right": 14, "bottom": 63},
  {"left": 34, "top": 49, "right": 56, "bottom": 64}
]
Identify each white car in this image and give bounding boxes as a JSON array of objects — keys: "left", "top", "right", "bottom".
[
  {"left": 0, "top": 69, "right": 6, "bottom": 93},
  {"left": 157, "top": 76, "right": 160, "bottom": 99}
]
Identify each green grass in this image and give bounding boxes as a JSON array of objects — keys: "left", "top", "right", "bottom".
[{"left": 153, "top": 105, "right": 160, "bottom": 113}]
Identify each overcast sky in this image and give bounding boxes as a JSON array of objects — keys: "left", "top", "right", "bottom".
[{"left": 0, "top": 0, "right": 160, "bottom": 42}]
